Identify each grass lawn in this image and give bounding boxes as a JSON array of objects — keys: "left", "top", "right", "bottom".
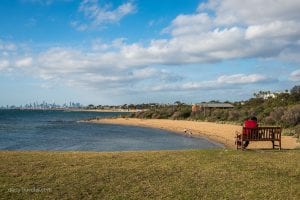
[{"left": 0, "top": 149, "right": 299, "bottom": 199}]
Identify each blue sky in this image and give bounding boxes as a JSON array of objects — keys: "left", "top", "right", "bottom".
[{"left": 0, "top": 0, "right": 300, "bottom": 106}]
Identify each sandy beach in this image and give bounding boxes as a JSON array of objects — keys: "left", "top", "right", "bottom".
[
  {"left": 67, "top": 109, "right": 139, "bottom": 113},
  {"left": 89, "top": 118, "right": 300, "bottom": 149}
]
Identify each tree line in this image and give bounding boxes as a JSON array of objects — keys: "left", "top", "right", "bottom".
[{"left": 127, "top": 85, "right": 300, "bottom": 138}]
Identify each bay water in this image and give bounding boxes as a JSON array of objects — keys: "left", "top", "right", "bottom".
[{"left": 0, "top": 110, "right": 222, "bottom": 151}]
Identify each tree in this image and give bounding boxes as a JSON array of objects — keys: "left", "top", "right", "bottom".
[
  {"left": 291, "top": 85, "right": 300, "bottom": 94},
  {"left": 174, "top": 101, "right": 182, "bottom": 106},
  {"left": 121, "top": 104, "right": 128, "bottom": 109},
  {"left": 290, "top": 85, "right": 300, "bottom": 101},
  {"left": 87, "top": 104, "right": 95, "bottom": 109}
]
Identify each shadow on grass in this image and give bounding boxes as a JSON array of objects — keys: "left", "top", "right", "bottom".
[{"left": 240, "top": 148, "right": 299, "bottom": 152}]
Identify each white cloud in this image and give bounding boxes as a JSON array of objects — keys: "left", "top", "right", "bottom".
[
  {"left": 74, "top": 0, "right": 136, "bottom": 30},
  {"left": 278, "top": 48, "right": 300, "bottom": 63},
  {"left": 62, "top": 67, "right": 181, "bottom": 92},
  {"left": 3, "top": 0, "right": 299, "bottom": 95},
  {"left": 290, "top": 70, "right": 300, "bottom": 81},
  {"left": 216, "top": 74, "right": 270, "bottom": 84},
  {"left": 7, "top": 46, "right": 181, "bottom": 91},
  {"left": 199, "top": 0, "right": 300, "bottom": 25},
  {"left": 245, "top": 21, "right": 300, "bottom": 40},
  {"left": 37, "top": 48, "right": 89, "bottom": 71},
  {"left": 149, "top": 74, "right": 274, "bottom": 92},
  {"left": 2, "top": 41, "right": 277, "bottom": 94},
  {"left": 70, "top": 21, "right": 89, "bottom": 31},
  {"left": 0, "top": 40, "right": 16, "bottom": 51},
  {"left": 0, "top": 60, "right": 10, "bottom": 70},
  {"left": 15, "top": 57, "right": 33, "bottom": 68},
  {"left": 163, "top": 13, "right": 212, "bottom": 36},
  {"left": 67, "top": 0, "right": 300, "bottom": 72},
  {"left": 158, "top": 0, "right": 300, "bottom": 65},
  {"left": 91, "top": 38, "right": 110, "bottom": 51}
]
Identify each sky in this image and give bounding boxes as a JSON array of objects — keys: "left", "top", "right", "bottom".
[{"left": 0, "top": 0, "right": 300, "bottom": 106}]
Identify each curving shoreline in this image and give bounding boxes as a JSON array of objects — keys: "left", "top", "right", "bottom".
[{"left": 89, "top": 118, "right": 300, "bottom": 149}]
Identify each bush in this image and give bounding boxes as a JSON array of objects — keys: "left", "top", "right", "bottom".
[
  {"left": 263, "top": 116, "right": 276, "bottom": 125},
  {"left": 228, "top": 110, "right": 240, "bottom": 121},
  {"left": 146, "top": 111, "right": 156, "bottom": 119},
  {"left": 209, "top": 109, "right": 228, "bottom": 121},
  {"left": 270, "top": 107, "right": 285, "bottom": 121},
  {"left": 281, "top": 105, "right": 300, "bottom": 127},
  {"left": 171, "top": 109, "right": 191, "bottom": 120},
  {"left": 293, "top": 124, "right": 300, "bottom": 139},
  {"left": 190, "top": 111, "right": 205, "bottom": 120},
  {"left": 282, "top": 128, "right": 296, "bottom": 136},
  {"left": 151, "top": 113, "right": 161, "bottom": 119}
]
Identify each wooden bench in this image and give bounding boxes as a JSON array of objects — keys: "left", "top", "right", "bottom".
[{"left": 236, "top": 127, "right": 282, "bottom": 150}]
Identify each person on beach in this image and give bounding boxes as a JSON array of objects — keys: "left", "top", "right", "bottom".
[{"left": 242, "top": 116, "right": 258, "bottom": 148}]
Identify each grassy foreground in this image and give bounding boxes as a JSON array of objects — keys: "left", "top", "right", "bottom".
[{"left": 1, "top": 150, "right": 299, "bottom": 199}]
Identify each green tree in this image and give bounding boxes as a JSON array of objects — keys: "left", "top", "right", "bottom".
[{"left": 290, "top": 85, "right": 300, "bottom": 101}]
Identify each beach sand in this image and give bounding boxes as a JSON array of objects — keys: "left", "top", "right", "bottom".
[
  {"left": 68, "top": 109, "right": 138, "bottom": 112},
  {"left": 89, "top": 118, "right": 300, "bottom": 149}
]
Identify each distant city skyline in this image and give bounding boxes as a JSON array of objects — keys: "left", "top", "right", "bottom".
[
  {"left": 0, "top": 0, "right": 300, "bottom": 105},
  {"left": 1, "top": 101, "right": 83, "bottom": 109}
]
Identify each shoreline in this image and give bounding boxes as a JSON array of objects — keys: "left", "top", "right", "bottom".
[
  {"left": 88, "top": 118, "right": 300, "bottom": 149},
  {"left": 0, "top": 108, "right": 140, "bottom": 113},
  {"left": 67, "top": 109, "right": 137, "bottom": 113}
]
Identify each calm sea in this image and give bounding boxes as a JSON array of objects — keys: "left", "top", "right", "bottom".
[{"left": 0, "top": 110, "right": 222, "bottom": 151}]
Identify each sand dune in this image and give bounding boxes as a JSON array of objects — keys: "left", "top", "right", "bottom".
[{"left": 89, "top": 118, "right": 300, "bottom": 150}]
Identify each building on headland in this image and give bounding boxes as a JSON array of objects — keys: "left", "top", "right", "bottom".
[
  {"left": 192, "top": 103, "right": 234, "bottom": 115},
  {"left": 254, "top": 90, "right": 289, "bottom": 100}
]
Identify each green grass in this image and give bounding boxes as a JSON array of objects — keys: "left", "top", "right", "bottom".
[{"left": 1, "top": 150, "right": 299, "bottom": 199}]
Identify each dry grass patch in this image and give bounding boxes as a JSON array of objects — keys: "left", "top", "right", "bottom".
[{"left": 0, "top": 150, "right": 299, "bottom": 199}]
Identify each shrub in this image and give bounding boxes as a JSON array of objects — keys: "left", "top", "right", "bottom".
[
  {"left": 270, "top": 107, "right": 285, "bottom": 121},
  {"left": 190, "top": 110, "right": 205, "bottom": 120},
  {"left": 281, "top": 105, "right": 300, "bottom": 127},
  {"left": 210, "top": 109, "right": 227, "bottom": 121},
  {"left": 151, "top": 113, "right": 161, "bottom": 119},
  {"left": 263, "top": 116, "right": 276, "bottom": 125},
  {"left": 293, "top": 125, "right": 300, "bottom": 139},
  {"left": 228, "top": 110, "right": 240, "bottom": 121},
  {"left": 171, "top": 109, "right": 191, "bottom": 120},
  {"left": 146, "top": 111, "right": 156, "bottom": 119}
]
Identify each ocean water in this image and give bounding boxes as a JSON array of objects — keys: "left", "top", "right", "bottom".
[{"left": 0, "top": 110, "right": 222, "bottom": 151}]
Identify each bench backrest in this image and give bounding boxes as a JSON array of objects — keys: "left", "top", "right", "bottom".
[{"left": 242, "top": 127, "right": 281, "bottom": 140}]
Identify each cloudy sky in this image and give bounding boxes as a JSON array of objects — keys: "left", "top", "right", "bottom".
[{"left": 0, "top": 0, "right": 300, "bottom": 105}]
